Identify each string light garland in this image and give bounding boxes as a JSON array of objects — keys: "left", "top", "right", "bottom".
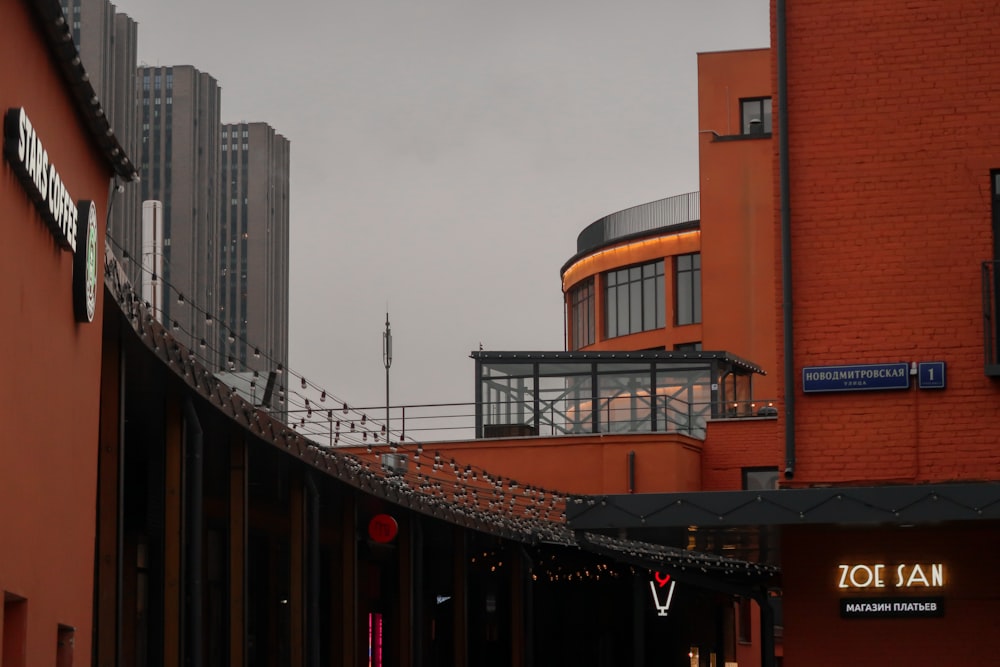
[{"left": 102, "top": 239, "right": 779, "bottom": 583}]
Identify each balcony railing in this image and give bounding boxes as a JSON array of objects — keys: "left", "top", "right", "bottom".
[
  {"left": 235, "top": 349, "right": 772, "bottom": 449},
  {"left": 282, "top": 398, "right": 778, "bottom": 448},
  {"left": 574, "top": 191, "right": 700, "bottom": 257}
]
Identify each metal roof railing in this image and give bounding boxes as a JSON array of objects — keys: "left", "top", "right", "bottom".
[{"left": 574, "top": 191, "right": 700, "bottom": 257}]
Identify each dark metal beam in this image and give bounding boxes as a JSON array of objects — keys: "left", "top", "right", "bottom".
[{"left": 569, "top": 483, "right": 1000, "bottom": 530}]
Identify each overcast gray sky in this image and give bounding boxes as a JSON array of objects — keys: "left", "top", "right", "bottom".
[{"left": 116, "top": 0, "right": 770, "bottom": 412}]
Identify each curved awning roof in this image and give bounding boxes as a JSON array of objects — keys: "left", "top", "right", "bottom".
[{"left": 105, "top": 247, "right": 777, "bottom": 589}]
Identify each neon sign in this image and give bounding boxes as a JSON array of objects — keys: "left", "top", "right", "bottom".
[
  {"left": 837, "top": 563, "right": 944, "bottom": 590},
  {"left": 649, "top": 571, "right": 677, "bottom": 617}
]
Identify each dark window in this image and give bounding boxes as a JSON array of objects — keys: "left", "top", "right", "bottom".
[
  {"left": 742, "top": 466, "right": 779, "bottom": 491},
  {"left": 604, "top": 260, "right": 664, "bottom": 339},
  {"left": 3, "top": 593, "right": 27, "bottom": 667},
  {"left": 675, "top": 253, "right": 701, "bottom": 325},
  {"left": 988, "top": 171, "right": 1000, "bottom": 373},
  {"left": 737, "top": 597, "right": 752, "bottom": 644},
  {"left": 674, "top": 342, "right": 702, "bottom": 352},
  {"left": 993, "top": 171, "right": 1000, "bottom": 260},
  {"left": 569, "top": 278, "right": 595, "bottom": 350},
  {"left": 57, "top": 624, "right": 74, "bottom": 667},
  {"left": 741, "top": 97, "right": 772, "bottom": 135}
]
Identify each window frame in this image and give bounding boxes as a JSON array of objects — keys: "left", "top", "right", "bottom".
[
  {"left": 742, "top": 466, "right": 779, "bottom": 491},
  {"left": 740, "top": 97, "right": 773, "bottom": 135},
  {"left": 569, "top": 278, "right": 595, "bottom": 350},
  {"left": 604, "top": 259, "right": 665, "bottom": 339},
  {"left": 675, "top": 253, "right": 701, "bottom": 326}
]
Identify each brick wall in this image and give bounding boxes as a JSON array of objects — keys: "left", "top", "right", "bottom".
[
  {"left": 777, "top": 0, "right": 1000, "bottom": 486},
  {"left": 703, "top": 418, "right": 782, "bottom": 490}
]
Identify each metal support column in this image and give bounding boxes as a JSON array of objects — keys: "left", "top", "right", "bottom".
[
  {"left": 758, "top": 590, "right": 776, "bottom": 667},
  {"left": 229, "top": 435, "right": 247, "bottom": 667},
  {"left": 96, "top": 321, "right": 123, "bottom": 667},
  {"left": 183, "top": 399, "right": 204, "bottom": 667}
]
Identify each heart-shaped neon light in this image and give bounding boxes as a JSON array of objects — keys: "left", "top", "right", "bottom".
[{"left": 654, "top": 572, "right": 671, "bottom": 588}]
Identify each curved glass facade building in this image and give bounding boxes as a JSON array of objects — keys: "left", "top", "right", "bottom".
[{"left": 562, "top": 192, "right": 703, "bottom": 353}]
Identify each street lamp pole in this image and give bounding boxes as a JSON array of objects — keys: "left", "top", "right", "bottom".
[{"left": 383, "top": 313, "right": 392, "bottom": 446}]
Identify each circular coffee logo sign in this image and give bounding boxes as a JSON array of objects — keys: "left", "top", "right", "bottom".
[{"left": 73, "top": 200, "right": 98, "bottom": 323}]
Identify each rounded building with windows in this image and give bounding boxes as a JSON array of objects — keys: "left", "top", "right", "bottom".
[{"left": 562, "top": 191, "right": 703, "bottom": 353}]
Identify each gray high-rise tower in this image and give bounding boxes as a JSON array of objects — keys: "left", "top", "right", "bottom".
[
  {"left": 60, "top": 0, "right": 141, "bottom": 281},
  {"left": 69, "top": 1, "right": 290, "bottom": 394},
  {"left": 139, "top": 65, "right": 221, "bottom": 364},
  {"left": 219, "top": 123, "right": 290, "bottom": 377}
]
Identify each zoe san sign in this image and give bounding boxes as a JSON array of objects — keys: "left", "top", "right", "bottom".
[
  {"left": 837, "top": 562, "right": 946, "bottom": 619},
  {"left": 4, "top": 107, "right": 99, "bottom": 323},
  {"left": 837, "top": 562, "right": 944, "bottom": 590}
]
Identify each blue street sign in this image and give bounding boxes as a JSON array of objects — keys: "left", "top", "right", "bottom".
[
  {"left": 802, "top": 363, "right": 910, "bottom": 393},
  {"left": 917, "top": 362, "right": 946, "bottom": 389}
]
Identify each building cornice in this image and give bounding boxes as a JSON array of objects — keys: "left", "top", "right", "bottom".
[{"left": 24, "top": 0, "right": 138, "bottom": 181}]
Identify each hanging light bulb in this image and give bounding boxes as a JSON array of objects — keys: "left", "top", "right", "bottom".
[{"left": 177, "top": 293, "right": 185, "bottom": 304}]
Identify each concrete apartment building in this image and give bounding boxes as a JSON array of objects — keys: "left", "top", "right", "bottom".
[
  {"left": 60, "top": 0, "right": 142, "bottom": 283},
  {"left": 65, "top": 0, "right": 291, "bottom": 380},
  {"left": 139, "top": 64, "right": 223, "bottom": 365},
  {"left": 139, "top": 69, "right": 292, "bottom": 383},
  {"left": 219, "top": 121, "right": 290, "bottom": 377}
]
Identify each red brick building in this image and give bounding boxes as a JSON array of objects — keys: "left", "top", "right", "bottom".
[
  {"left": 419, "top": 48, "right": 781, "bottom": 503},
  {"left": 775, "top": 0, "right": 1000, "bottom": 664},
  {"left": 396, "top": 46, "right": 784, "bottom": 667},
  {"left": 571, "top": 2, "right": 1000, "bottom": 666},
  {"left": 2, "top": 6, "right": 778, "bottom": 667},
  {"left": 0, "top": 0, "right": 136, "bottom": 663}
]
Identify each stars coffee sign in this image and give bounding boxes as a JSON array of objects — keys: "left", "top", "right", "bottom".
[{"left": 4, "top": 107, "right": 100, "bottom": 323}]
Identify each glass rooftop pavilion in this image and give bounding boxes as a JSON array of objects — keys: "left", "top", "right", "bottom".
[{"left": 473, "top": 350, "right": 769, "bottom": 440}]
